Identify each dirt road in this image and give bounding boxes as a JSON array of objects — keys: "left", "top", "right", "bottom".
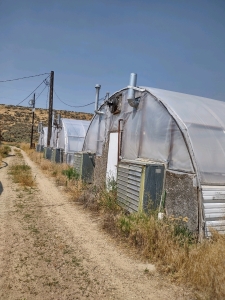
[{"left": 0, "top": 149, "right": 194, "bottom": 300}]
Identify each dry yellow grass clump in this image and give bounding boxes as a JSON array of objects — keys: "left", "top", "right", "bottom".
[
  {"left": 9, "top": 162, "right": 36, "bottom": 187},
  {"left": 21, "top": 144, "right": 84, "bottom": 201}
]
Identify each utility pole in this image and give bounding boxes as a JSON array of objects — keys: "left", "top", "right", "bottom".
[
  {"left": 30, "top": 93, "right": 35, "bottom": 149},
  {"left": 47, "top": 71, "right": 54, "bottom": 147}
]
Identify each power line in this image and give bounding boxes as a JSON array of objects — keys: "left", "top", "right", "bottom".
[
  {"left": 0, "top": 72, "right": 50, "bottom": 83},
  {"left": 54, "top": 89, "right": 95, "bottom": 108},
  {"left": 46, "top": 86, "right": 49, "bottom": 109},
  {"left": 36, "top": 85, "right": 48, "bottom": 100},
  {"left": 16, "top": 75, "right": 50, "bottom": 106}
]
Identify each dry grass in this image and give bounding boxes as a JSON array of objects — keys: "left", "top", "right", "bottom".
[
  {"left": 0, "top": 144, "right": 11, "bottom": 158},
  {"left": 76, "top": 186, "right": 225, "bottom": 299},
  {"left": 21, "top": 143, "right": 225, "bottom": 299},
  {"left": 9, "top": 163, "right": 36, "bottom": 187},
  {"left": 111, "top": 211, "right": 225, "bottom": 299}
]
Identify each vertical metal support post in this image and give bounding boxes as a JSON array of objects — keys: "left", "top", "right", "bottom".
[
  {"left": 117, "top": 119, "right": 123, "bottom": 164},
  {"left": 30, "top": 93, "right": 35, "bottom": 149},
  {"left": 47, "top": 71, "right": 54, "bottom": 147}
]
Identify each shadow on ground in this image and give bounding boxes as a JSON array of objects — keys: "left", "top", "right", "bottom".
[{"left": 0, "top": 181, "right": 3, "bottom": 195}]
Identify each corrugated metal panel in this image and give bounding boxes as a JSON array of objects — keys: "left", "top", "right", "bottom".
[
  {"left": 117, "top": 163, "right": 142, "bottom": 213},
  {"left": 45, "top": 147, "right": 52, "bottom": 160},
  {"left": 202, "top": 185, "right": 225, "bottom": 236}
]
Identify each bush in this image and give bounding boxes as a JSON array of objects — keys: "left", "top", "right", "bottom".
[{"left": 62, "top": 167, "right": 79, "bottom": 181}]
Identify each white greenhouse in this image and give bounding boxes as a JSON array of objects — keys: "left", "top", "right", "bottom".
[
  {"left": 82, "top": 73, "right": 225, "bottom": 237},
  {"left": 36, "top": 126, "right": 48, "bottom": 152},
  {"left": 44, "top": 118, "right": 90, "bottom": 165}
]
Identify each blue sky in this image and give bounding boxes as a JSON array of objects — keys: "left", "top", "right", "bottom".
[{"left": 0, "top": 0, "right": 224, "bottom": 113}]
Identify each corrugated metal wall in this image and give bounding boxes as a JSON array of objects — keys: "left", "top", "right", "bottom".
[
  {"left": 117, "top": 163, "right": 143, "bottom": 213},
  {"left": 202, "top": 185, "right": 225, "bottom": 236}
]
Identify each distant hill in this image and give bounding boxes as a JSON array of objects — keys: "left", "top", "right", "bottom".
[{"left": 0, "top": 104, "right": 93, "bottom": 144}]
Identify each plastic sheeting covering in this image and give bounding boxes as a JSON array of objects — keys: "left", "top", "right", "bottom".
[
  {"left": 122, "top": 93, "right": 193, "bottom": 173},
  {"left": 144, "top": 87, "right": 225, "bottom": 184},
  {"left": 84, "top": 86, "right": 225, "bottom": 185},
  {"left": 57, "top": 119, "right": 90, "bottom": 154},
  {"left": 83, "top": 106, "right": 107, "bottom": 156},
  {"left": 84, "top": 91, "right": 133, "bottom": 156},
  {"left": 38, "top": 127, "right": 48, "bottom": 147}
]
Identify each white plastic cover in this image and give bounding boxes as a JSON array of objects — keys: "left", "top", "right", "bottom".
[
  {"left": 145, "top": 87, "right": 225, "bottom": 184},
  {"left": 57, "top": 118, "right": 90, "bottom": 154},
  {"left": 38, "top": 127, "right": 48, "bottom": 147},
  {"left": 84, "top": 86, "right": 225, "bottom": 185}
]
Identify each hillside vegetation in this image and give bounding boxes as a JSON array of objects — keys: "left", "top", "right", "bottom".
[{"left": 0, "top": 104, "right": 93, "bottom": 144}]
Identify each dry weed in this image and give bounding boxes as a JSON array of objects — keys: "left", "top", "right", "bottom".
[
  {"left": 9, "top": 163, "right": 36, "bottom": 187},
  {"left": 180, "top": 231, "right": 225, "bottom": 299},
  {"left": 64, "top": 179, "right": 84, "bottom": 201}
]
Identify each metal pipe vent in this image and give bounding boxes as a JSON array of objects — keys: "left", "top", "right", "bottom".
[{"left": 127, "top": 73, "right": 139, "bottom": 108}]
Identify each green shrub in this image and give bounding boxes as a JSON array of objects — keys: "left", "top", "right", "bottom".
[{"left": 62, "top": 167, "right": 79, "bottom": 181}]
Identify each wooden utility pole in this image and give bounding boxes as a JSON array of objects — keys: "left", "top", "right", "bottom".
[
  {"left": 47, "top": 71, "right": 54, "bottom": 147},
  {"left": 30, "top": 93, "right": 35, "bottom": 149}
]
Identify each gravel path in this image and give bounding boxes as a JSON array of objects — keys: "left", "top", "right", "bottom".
[{"left": 0, "top": 148, "right": 194, "bottom": 299}]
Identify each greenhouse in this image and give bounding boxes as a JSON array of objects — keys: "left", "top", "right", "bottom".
[
  {"left": 36, "top": 126, "right": 48, "bottom": 152},
  {"left": 49, "top": 118, "right": 91, "bottom": 164},
  {"left": 83, "top": 73, "right": 225, "bottom": 237}
]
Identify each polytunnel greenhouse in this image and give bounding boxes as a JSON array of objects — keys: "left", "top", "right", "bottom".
[
  {"left": 44, "top": 118, "right": 90, "bottom": 165},
  {"left": 36, "top": 126, "right": 48, "bottom": 152},
  {"left": 81, "top": 73, "right": 225, "bottom": 237}
]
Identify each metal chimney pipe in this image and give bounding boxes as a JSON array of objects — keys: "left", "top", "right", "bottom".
[
  {"left": 127, "top": 73, "right": 137, "bottom": 102},
  {"left": 95, "top": 84, "right": 101, "bottom": 111}
]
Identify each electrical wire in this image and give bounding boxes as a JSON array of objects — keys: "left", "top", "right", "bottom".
[
  {"left": 46, "top": 86, "right": 49, "bottom": 109},
  {"left": 16, "top": 75, "right": 50, "bottom": 106},
  {"left": 53, "top": 89, "right": 95, "bottom": 108},
  {"left": 36, "top": 85, "right": 47, "bottom": 100},
  {"left": 0, "top": 72, "right": 50, "bottom": 83}
]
